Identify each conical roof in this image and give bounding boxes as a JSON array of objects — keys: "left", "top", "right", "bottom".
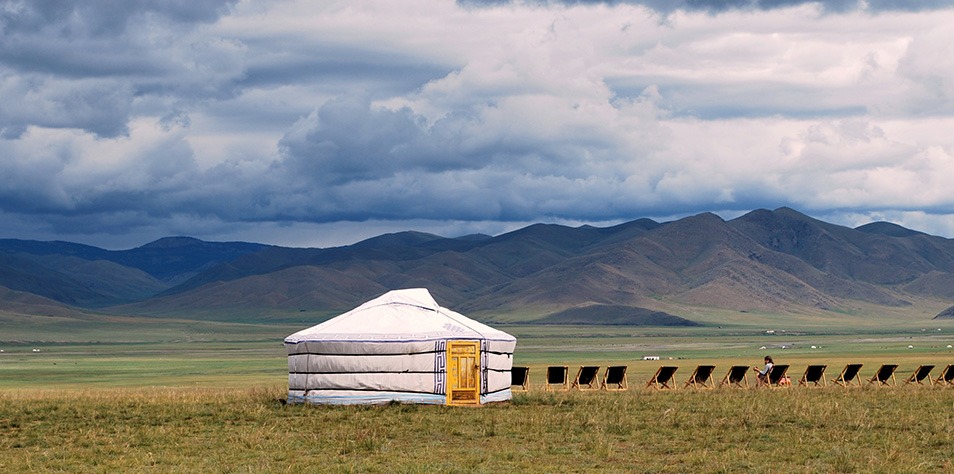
[{"left": 284, "top": 288, "right": 515, "bottom": 344}]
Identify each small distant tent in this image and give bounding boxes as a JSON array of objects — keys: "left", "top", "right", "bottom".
[{"left": 285, "top": 288, "right": 517, "bottom": 405}]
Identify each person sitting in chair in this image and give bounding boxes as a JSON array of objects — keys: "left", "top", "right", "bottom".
[{"left": 754, "top": 356, "right": 774, "bottom": 385}]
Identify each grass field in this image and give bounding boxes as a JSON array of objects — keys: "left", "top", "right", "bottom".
[
  {"left": 2, "top": 316, "right": 954, "bottom": 472},
  {"left": 5, "top": 323, "right": 953, "bottom": 390},
  {"left": 2, "top": 386, "right": 953, "bottom": 472}
]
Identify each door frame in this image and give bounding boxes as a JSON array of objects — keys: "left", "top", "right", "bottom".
[{"left": 445, "top": 340, "right": 481, "bottom": 406}]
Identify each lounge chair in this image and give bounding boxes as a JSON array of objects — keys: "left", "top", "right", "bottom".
[
  {"left": 646, "top": 366, "right": 679, "bottom": 389},
  {"left": 934, "top": 364, "right": 954, "bottom": 386},
  {"left": 868, "top": 364, "right": 899, "bottom": 386},
  {"left": 903, "top": 365, "right": 934, "bottom": 386},
  {"left": 601, "top": 365, "right": 629, "bottom": 390},
  {"left": 545, "top": 365, "right": 569, "bottom": 391},
  {"left": 684, "top": 365, "right": 716, "bottom": 389},
  {"left": 760, "top": 364, "right": 791, "bottom": 387},
  {"left": 798, "top": 365, "right": 827, "bottom": 387},
  {"left": 832, "top": 364, "right": 864, "bottom": 387},
  {"left": 571, "top": 366, "right": 601, "bottom": 390},
  {"left": 511, "top": 366, "right": 530, "bottom": 391},
  {"left": 720, "top": 365, "right": 750, "bottom": 388}
]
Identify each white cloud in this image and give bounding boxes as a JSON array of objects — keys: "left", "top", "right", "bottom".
[
  {"left": 894, "top": 25, "right": 954, "bottom": 115},
  {"left": 3, "top": 0, "right": 954, "bottom": 246}
]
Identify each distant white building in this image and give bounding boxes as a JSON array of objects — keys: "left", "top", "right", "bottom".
[{"left": 642, "top": 356, "right": 660, "bottom": 361}]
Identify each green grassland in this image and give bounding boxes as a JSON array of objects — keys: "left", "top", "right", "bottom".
[
  {"left": 3, "top": 311, "right": 954, "bottom": 472},
  {"left": 2, "top": 386, "right": 953, "bottom": 472},
  {"left": 5, "top": 320, "right": 954, "bottom": 391}
]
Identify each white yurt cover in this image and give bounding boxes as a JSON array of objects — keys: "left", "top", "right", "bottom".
[{"left": 285, "top": 288, "right": 516, "bottom": 405}]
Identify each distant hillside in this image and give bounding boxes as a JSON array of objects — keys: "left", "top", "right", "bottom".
[
  {"left": 3, "top": 207, "right": 954, "bottom": 325},
  {"left": 0, "top": 237, "right": 272, "bottom": 284},
  {"left": 935, "top": 306, "right": 954, "bottom": 319},
  {"left": 0, "top": 237, "right": 273, "bottom": 307},
  {"left": 0, "top": 285, "right": 93, "bottom": 319},
  {"left": 0, "top": 253, "right": 118, "bottom": 307},
  {"left": 856, "top": 221, "right": 927, "bottom": 238},
  {"left": 536, "top": 304, "right": 700, "bottom": 326}
]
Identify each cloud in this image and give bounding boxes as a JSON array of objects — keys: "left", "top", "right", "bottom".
[
  {"left": 0, "top": 123, "right": 196, "bottom": 214},
  {"left": 457, "top": 0, "right": 954, "bottom": 14},
  {"left": 0, "top": 0, "right": 244, "bottom": 137},
  {"left": 0, "top": 75, "right": 133, "bottom": 138},
  {"left": 2, "top": 0, "right": 954, "bottom": 248},
  {"left": 271, "top": 74, "right": 670, "bottom": 221},
  {"left": 895, "top": 27, "right": 954, "bottom": 115}
]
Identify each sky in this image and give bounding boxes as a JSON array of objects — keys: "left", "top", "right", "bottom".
[{"left": 2, "top": 0, "right": 954, "bottom": 249}]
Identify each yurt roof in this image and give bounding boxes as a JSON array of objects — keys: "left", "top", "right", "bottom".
[{"left": 284, "top": 288, "right": 515, "bottom": 344}]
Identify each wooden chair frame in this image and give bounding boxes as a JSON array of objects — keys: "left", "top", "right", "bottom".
[
  {"left": 511, "top": 366, "right": 530, "bottom": 391},
  {"left": 545, "top": 365, "right": 569, "bottom": 391},
  {"left": 720, "top": 365, "right": 750, "bottom": 388},
  {"left": 798, "top": 364, "right": 827, "bottom": 387},
  {"left": 934, "top": 364, "right": 954, "bottom": 386},
  {"left": 646, "top": 366, "right": 679, "bottom": 389},
  {"left": 904, "top": 365, "right": 934, "bottom": 385},
  {"left": 903, "top": 365, "right": 934, "bottom": 386},
  {"left": 868, "top": 364, "right": 899, "bottom": 386},
  {"left": 601, "top": 365, "right": 629, "bottom": 391},
  {"left": 684, "top": 365, "right": 716, "bottom": 389},
  {"left": 832, "top": 364, "right": 864, "bottom": 387},
  {"left": 571, "top": 366, "right": 601, "bottom": 390}
]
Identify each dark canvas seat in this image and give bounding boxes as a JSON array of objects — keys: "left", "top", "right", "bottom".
[
  {"left": 511, "top": 366, "right": 530, "bottom": 391},
  {"left": 601, "top": 365, "right": 629, "bottom": 390},
  {"left": 798, "top": 365, "right": 827, "bottom": 387},
  {"left": 545, "top": 365, "right": 569, "bottom": 391},
  {"left": 761, "top": 364, "right": 790, "bottom": 387},
  {"left": 571, "top": 366, "right": 601, "bottom": 390},
  {"left": 646, "top": 366, "right": 679, "bottom": 389},
  {"left": 684, "top": 365, "right": 716, "bottom": 389},
  {"left": 832, "top": 364, "right": 864, "bottom": 387},
  {"left": 903, "top": 365, "right": 934, "bottom": 385},
  {"left": 868, "top": 364, "right": 899, "bottom": 386},
  {"left": 720, "top": 365, "right": 750, "bottom": 388}
]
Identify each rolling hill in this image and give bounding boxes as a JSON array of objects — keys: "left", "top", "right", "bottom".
[{"left": 4, "top": 207, "right": 954, "bottom": 325}]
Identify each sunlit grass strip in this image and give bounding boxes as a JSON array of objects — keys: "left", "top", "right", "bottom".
[{"left": 2, "top": 385, "right": 952, "bottom": 472}]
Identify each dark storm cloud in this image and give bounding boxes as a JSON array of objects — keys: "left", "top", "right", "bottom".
[
  {"left": 2, "top": 0, "right": 954, "bottom": 248},
  {"left": 241, "top": 43, "right": 452, "bottom": 97},
  {"left": 0, "top": 0, "right": 236, "bottom": 75},
  {"left": 276, "top": 93, "right": 633, "bottom": 186},
  {"left": 0, "top": 77, "right": 133, "bottom": 138},
  {"left": 0, "top": 0, "right": 241, "bottom": 137},
  {"left": 0, "top": 127, "right": 201, "bottom": 217},
  {"left": 864, "top": 0, "right": 954, "bottom": 11},
  {"left": 270, "top": 94, "right": 653, "bottom": 223},
  {"left": 0, "top": 0, "right": 233, "bottom": 36},
  {"left": 277, "top": 96, "right": 481, "bottom": 186}
]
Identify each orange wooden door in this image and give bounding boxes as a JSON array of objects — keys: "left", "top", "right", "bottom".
[{"left": 446, "top": 341, "right": 480, "bottom": 405}]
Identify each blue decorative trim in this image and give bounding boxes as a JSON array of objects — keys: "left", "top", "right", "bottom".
[
  {"left": 289, "top": 392, "right": 447, "bottom": 405},
  {"left": 433, "top": 340, "right": 446, "bottom": 395}
]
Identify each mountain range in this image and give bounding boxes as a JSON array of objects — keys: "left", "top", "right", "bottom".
[{"left": 3, "top": 207, "right": 954, "bottom": 326}]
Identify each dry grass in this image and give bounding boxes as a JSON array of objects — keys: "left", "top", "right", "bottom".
[{"left": 2, "top": 385, "right": 953, "bottom": 473}]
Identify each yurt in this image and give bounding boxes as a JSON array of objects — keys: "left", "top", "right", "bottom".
[{"left": 285, "top": 288, "right": 517, "bottom": 405}]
